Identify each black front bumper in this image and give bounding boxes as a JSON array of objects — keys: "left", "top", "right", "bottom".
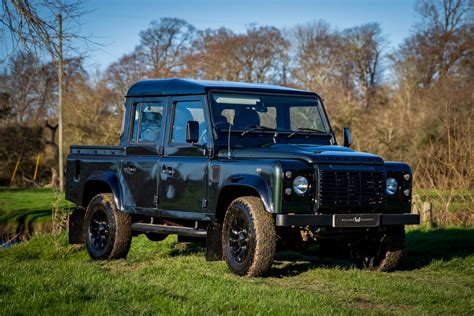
[{"left": 275, "top": 213, "right": 420, "bottom": 227}]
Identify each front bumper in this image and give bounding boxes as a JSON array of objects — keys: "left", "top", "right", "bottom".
[{"left": 275, "top": 213, "right": 420, "bottom": 227}]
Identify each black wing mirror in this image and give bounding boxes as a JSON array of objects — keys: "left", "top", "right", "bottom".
[
  {"left": 186, "top": 121, "right": 200, "bottom": 144},
  {"left": 343, "top": 127, "right": 352, "bottom": 147}
]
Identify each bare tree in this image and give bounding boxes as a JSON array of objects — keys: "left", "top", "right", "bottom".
[
  {"left": 105, "top": 51, "right": 148, "bottom": 109},
  {"left": 342, "top": 23, "right": 387, "bottom": 108},
  {"left": 237, "top": 25, "right": 289, "bottom": 83},
  {"left": 1, "top": 52, "right": 87, "bottom": 124},
  {"left": 0, "top": 0, "right": 89, "bottom": 59},
  {"left": 192, "top": 27, "right": 243, "bottom": 81},
  {"left": 291, "top": 21, "right": 350, "bottom": 92},
  {"left": 394, "top": 0, "right": 472, "bottom": 88},
  {"left": 138, "top": 17, "right": 196, "bottom": 77},
  {"left": 193, "top": 25, "right": 288, "bottom": 83}
]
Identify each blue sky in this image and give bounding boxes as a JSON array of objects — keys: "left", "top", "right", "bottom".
[{"left": 75, "top": 0, "right": 419, "bottom": 71}]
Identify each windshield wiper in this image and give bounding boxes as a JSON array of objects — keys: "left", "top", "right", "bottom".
[
  {"left": 240, "top": 125, "right": 278, "bottom": 136},
  {"left": 288, "top": 127, "right": 326, "bottom": 138}
]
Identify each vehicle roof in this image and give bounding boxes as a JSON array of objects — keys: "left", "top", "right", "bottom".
[{"left": 126, "top": 78, "right": 317, "bottom": 97}]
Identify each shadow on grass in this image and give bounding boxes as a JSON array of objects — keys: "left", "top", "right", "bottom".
[
  {"left": 270, "top": 252, "right": 355, "bottom": 278},
  {"left": 399, "top": 228, "right": 474, "bottom": 270},
  {"left": 163, "top": 228, "right": 474, "bottom": 276},
  {"left": 168, "top": 241, "right": 205, "bottom": 257},
  {"left": 0, "top": 208, "right": 51, "bottom": 238},
  {"left": 269, "top": 228, "right": 474, "bottom": 277}
]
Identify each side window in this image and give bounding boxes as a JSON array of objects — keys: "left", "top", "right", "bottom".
[
  {"left": 130, "top": 102, "right": 164, "bottom": 143},
  {"left": 171, "top": 101, "right": 208, "bottom": 145}
]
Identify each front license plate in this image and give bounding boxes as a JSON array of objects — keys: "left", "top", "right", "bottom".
[{"left": 332, "top": 214, "right": 380, "bottom": 228}]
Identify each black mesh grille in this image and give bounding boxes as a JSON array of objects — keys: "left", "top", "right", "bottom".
[{"left": 319, "top": 170, "right": 386, "bottom": 210}]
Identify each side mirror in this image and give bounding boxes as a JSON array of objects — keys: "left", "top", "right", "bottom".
[
  {"left": 343, "top": 127, "right": 352, "bottom": 147},
  {"left": 186, "top": 121, "right": 200, "bottom": 144}
]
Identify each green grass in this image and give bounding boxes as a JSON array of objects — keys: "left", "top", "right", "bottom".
[
  {"left": 0, "top": 188, "right": 472, "bottom": 314},
  {"left": 0, "top": 228, "right": 473, "bottom": 315},
  {"left": 0, "top": 187, "right": 72, "bottom": 236}
]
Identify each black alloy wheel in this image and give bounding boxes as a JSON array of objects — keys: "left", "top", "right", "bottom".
[
  {"left": 84, "top": 193, "right": 132, "bottom": 260},
  {"left": 88, "top": 208, "right": 110, "bottom": 251},
  {"left": 222, "top": 196, "right": 276, "bottom": 277},
  {"left": 228, "top": 215, "right": 251, "bottom": 263}
]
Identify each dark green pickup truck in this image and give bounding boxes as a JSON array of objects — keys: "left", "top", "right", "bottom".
[{"left": 66, "top": 78, "right": 419, "bottom": 276}]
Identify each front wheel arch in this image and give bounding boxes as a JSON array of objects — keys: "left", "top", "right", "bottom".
[{"left": 215, "top": 185, "right": 271, "bottom": 224}]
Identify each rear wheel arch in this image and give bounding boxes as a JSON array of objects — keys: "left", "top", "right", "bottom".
[
  {"left": 82, "top": 179, "right": 120, "bottom": 211},
  {"left": 70, "top": 179, "right": 123, "bottom": 245}
]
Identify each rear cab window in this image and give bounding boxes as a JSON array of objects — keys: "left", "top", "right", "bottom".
[{"left": 129, "top": 102, "right": 165, "bottom": 144}]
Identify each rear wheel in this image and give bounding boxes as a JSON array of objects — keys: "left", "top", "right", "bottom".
[
  {"left": 222, "top": 196, "right": 276, "bottom": 277},
  {"left": 351, "top": 227, "right": 405, "bottom": 272},
  {"left": 84, "top": 193, "right": 132, "bottom": 260}
]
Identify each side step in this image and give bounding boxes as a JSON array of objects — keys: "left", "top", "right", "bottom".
[{"left": 131, "top": 222, "right": 207, "bottom": 238}]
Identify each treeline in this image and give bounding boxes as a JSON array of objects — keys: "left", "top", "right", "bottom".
[{"left": 0, "top": 0, "right": 472, "bottom": 194}]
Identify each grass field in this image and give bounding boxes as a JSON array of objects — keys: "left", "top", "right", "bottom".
[
  {"left": 0, "top": 188, "right": 473, "bottom": 314},
  {"left": 0, "top": 187, "right": 72, "bottom": 237},
  {"left": 0, "top": 229, "right": 473, "bottom": 315}
]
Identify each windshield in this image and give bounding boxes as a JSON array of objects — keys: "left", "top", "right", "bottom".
[{"left": 210, "top": 93, "right": 329, "bottom": 134}]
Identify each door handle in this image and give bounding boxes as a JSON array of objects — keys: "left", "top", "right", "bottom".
[
  {"left": 161, "top": 166, "right": 175, "bottom": 176},
  {"left": 123, "top": 165, "right": 136, "bottom": 175}
]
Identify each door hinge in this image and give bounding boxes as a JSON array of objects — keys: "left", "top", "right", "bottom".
[
  {"left": 201, "top": 199, "right": 208, "bottom": 209},
  {"left": 153, "top": 195, "right": 159, "bottom": 207}
]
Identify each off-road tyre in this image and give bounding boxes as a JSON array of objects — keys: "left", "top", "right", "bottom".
[
  {"left": 222, "top": 196, "right": 276, "bottom": 277},
  {"left": 353, "top": 226, "right": 405, "bottom": 272},
  {"left": 84, "top": 193, "right": 132, "bottom": 260}
]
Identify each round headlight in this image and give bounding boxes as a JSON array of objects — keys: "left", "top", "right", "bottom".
[
  {"left": 386, "top": 177, "right": 398, "bottom": 195},
  {"left": 293, "top": 176, "right": 309, "bottom": 196}
]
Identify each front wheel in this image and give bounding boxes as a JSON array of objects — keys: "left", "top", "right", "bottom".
[
  {"left": 84, "top": 193, "right": 132, "bottom": 260},
  {"left": 222, "top": 196, "right": 276, "bottom": 277}
]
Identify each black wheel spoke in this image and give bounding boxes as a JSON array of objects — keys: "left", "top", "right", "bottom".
[
  {"left": 227, "top": 213, "right": 251, "bottom": 264},
  {"left": 89, "top": 208, "right": 110, "bottom": 251}
]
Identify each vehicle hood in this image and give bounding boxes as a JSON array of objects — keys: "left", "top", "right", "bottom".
[{"left": 219, "top": 143, "right": 384, "bottom": 165}]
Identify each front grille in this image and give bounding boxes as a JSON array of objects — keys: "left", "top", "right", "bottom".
[{"left": 319, "top": 169, "right": 386, "bottom": 210}]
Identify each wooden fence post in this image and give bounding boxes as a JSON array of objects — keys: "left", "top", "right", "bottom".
[
  {"left": 10, "top": 155, "right": 21, "bottom": 185},
  {"left": 421, "top": 202, "right": 433, "bottom": 228}
]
